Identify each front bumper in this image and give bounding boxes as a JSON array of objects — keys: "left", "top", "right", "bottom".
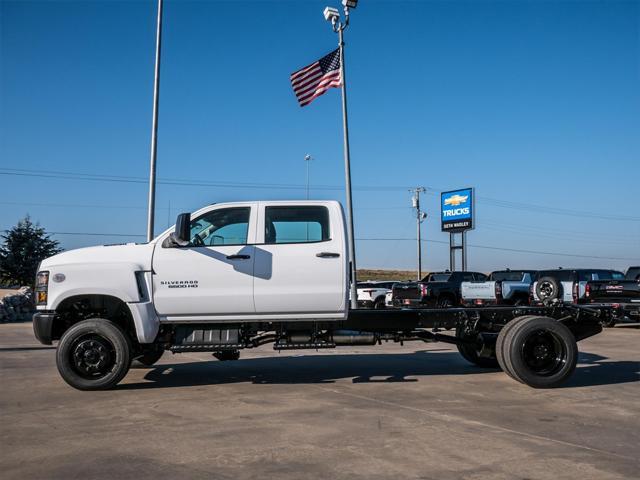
[{"left": 33, "top": 312, "right": 56, "bottom": 345}]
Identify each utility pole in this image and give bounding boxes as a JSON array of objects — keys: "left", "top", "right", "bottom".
[
  {"left": 146, "top": 0, "right": 163, "bottom": 242},
  {"left": 410, "top": 187, "right": 427, "bottom": 280}
]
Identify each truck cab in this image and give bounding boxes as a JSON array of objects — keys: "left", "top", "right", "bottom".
[{"left": 34, "top": 201, "right": 349, "bottom": 348}]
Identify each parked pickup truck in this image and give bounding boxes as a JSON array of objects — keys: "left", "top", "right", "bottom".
[
  {"left": 32, "top": 200, "right": 619, "bottom": 390},
  {"left": 531, "top": 268, "right": 625, "bottom": 305},
  {"left": 461, "top": 270, "right": 536, "bottom": 306},
  {"left": 584, "top": 266, "right": 640, "bottom": 322},
  {"left": 392, "top": 271, "right": 488, "bottom": 308},
  {"left": 356, "top": 281, "right": 395, "bottom": 309}
]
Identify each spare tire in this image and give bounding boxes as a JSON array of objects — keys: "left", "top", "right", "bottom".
[{"left": 535, "top": 276, "right": 562, "bottom": 303}]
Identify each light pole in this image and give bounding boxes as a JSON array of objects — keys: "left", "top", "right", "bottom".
[
  {"left": 304, "top": 154, "right": 313, "bottom": 199},
  {"left": 410, "top": 187, "right": 427, "bottom": 280},
  {"left": 146, "top": 0, "right": 163, "bottom": 242},
  {"left": 324, "top": 0, "right": 358, "bottom": 309}
]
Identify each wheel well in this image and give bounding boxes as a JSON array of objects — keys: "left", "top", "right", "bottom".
[{"left": 52, "top": 295, "right": 136, "bottom": 342}]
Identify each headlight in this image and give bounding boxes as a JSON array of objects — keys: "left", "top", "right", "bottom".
[{"left": 35, "top": 271, "right": 49, "bottom": 305}]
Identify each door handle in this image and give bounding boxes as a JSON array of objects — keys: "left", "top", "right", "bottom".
[
  {"left": 316, "top": 252, "right": 340, "bottom": 258},
  {"left": 226, "top": 254, "right": 251, "bottom": 260}
]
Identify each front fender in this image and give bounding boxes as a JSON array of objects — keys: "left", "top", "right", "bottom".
[{"left": 45, "top": 262, "right": 145, "bottom": 310}]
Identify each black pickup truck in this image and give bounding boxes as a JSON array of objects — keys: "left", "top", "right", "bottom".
[
  {"left": 585, "top": 266, "right": 640, "bottom": 322},
  {"left": 392, "top": 271, "right": 488, "bottom": 308}
]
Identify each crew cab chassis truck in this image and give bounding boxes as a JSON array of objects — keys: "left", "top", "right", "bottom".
[{"left": 32, "top": 201, "right": 619, "bottom": 390}]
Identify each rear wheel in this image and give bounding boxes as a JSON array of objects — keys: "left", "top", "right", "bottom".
[
  {"left": 56, "top": 319, "right": 132, "bottom": 390},
  {"left": 455, "top": 327, "right": 499, "bottom": 368},
  {"left": 496, "top": 315, "right": 536, "bottom": 379},
  {"left": 374, "top": 297, "right": 386, "bottom": 309},
  {"left": 498, "top": 316, "right": 577, "bottom": 388}
]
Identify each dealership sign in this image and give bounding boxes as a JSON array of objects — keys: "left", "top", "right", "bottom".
[{"left": 441, "top": 188, "right": 474, "bottom": 232}]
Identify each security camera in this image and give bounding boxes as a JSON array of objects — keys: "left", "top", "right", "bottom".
[
  {"left": 342, "top": 0, "right": 358, "bottom": 8},
  {"left": 323, "top": 6, "right": 340, "bottom": 22}
]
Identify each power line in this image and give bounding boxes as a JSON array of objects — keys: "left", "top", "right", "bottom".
[
  {"left": 357, "top": 238, "right": 639, "bottom": 261},
  {"left": 2, "top": 167, "right": 639, "bottom": 221},
  {"left": 0, "top": 168, "right": 408, "bottom": 192}
]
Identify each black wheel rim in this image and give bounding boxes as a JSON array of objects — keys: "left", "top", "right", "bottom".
[
  {"left": 70, "top": 334, "right": 116, "bottom": 380},
  {"left": 521, "top": 329, "right": 566, "bottom": 376},
  {"left": 539, "top": 281, "right": 555, "bottom": 299}
]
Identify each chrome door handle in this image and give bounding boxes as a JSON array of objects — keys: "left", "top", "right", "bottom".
[
  {"left": 226, "top": 254, "right": 251, "bottom": 260},
  {"left": 316, "top": 252, "right": 340, "bottom": 258}
]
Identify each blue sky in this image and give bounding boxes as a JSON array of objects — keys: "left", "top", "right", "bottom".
[{"left": 1, "top": 0, "right": 639, "bottom": 272}]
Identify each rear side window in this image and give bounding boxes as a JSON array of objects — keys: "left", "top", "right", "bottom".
[{"left": 265, "top": 206, "right": 330, "bottom": 244}]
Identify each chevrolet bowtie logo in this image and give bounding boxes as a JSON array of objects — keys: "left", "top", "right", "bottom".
[{"left": 444, "top": 194, "right": 468, "bottom": 207}]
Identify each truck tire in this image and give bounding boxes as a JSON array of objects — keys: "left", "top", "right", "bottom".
[
  {"left": 56, "top": 318, "right": 132, "bottom": 391},
  {"left": 535, "top": 276, "right": 562, "bottom": 303},
  {"left": 437, "top": 296, "right": 454, "bottom": 308},
  {"left": 455, "top": 327, "right": 499, "bottom": 368},
  {"left": 499, "top": 316, "right": 577, "bottom": 388},
  {"left": 132, "top": 349, "right": 164, "bottom": 368},
  {"left": 496, "top": 315, "right": 537, "bottom": 379},
  {"left": 374, "top": 297, "right": 386, "bottom": 309}
]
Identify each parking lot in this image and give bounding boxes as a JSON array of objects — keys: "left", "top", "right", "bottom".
[{"left": 1, "top": 321, "right": 638, "bottom": 480}]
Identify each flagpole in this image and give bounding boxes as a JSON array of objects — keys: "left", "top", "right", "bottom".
[
  {"left": 146, "top": 0, "right": 163, "bottom": 242},
  {"left": 337, "top": 26, "right": 358, "bottom": 310}
]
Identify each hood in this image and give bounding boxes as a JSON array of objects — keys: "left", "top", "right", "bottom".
[{"left": 39, "top": 242, "right": 156, "bottom": 271}]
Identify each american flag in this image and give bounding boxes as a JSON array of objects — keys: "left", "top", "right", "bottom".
[{"left": 290, "top": 49, "right": 341, "bottom": 107}]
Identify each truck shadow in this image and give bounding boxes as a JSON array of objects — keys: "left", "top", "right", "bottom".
[
  {"left": 119, "top": 349, "right": 639, "bottom": 390},
  {"left": 561, "top": 352, "right": 640, "bottom": 388},
  {"left": 120, "top": 350, "right": 489, "bottom": 389}
]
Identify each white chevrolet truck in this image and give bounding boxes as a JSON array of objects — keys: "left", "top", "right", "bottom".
[{"left": 33, "top": 201, "right": 619, "bottom": 390}]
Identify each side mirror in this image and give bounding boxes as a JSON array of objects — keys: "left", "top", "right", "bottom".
[{"left": 175, "top": 213, "right": 191, "bottom": 244}]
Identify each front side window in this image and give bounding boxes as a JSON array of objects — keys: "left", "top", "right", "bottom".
[
  {"left": 190, "top": 207, "right": 250, "bottom": 246},
  {"left": 264, "top": 206, "right": 330, "bottom": 244}
]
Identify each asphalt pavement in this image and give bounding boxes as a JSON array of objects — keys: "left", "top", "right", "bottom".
[{"left": 0, "top": 322, "right": 638, "bottom": 480}]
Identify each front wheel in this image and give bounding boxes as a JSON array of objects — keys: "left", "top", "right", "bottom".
[
  {"left": 56, "top": 319, "right": 132, "bottom": 391},
  {"left": 498, "top": 316, "right": 577, "bottom": 388},
  {"left": 374, "top": 298, "right": 386, "bottom": 309}
]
